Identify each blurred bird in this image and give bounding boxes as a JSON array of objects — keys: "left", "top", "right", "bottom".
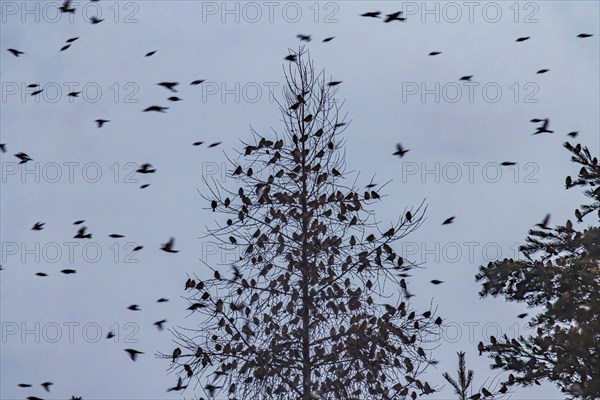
[
  {"left": 322, "top": 37, "right": 335, "bottom": 42},
  {"left": 154, "top": 319, "right": 167, "bottom": 331},
  {"left": 567, "top": 131, "right": 578, "bottom": 138},
  {"left": 190, "top": 79, "right": 205, "bottom": 85},
  {"left": 460, "top": 75, "right": 473, "bottom": 81},
  {"left": 15, "top": 152, "right": 33, "bottom": 163},
  {"left": 577, "top": 33, "right": 593, "bottom": 38},
  {"left": 60, "top": 44, "right": 71, "bottom": 51},
  {"left": 429, "top": 51, "right": 441, "bottom": 56},
  {"left": 59, "top": 0, "right": 75, "bottom": 13},
  {"left": 534, "top": 119, "right": 553, "bottom": 134},
  {"left": 516, "top": 36, "right": 530, "bottom": 42},
  {"left": 500, "top": 162, "right": 516, "bottom": 166},
  {"left": 167, "top": 377, "right": 187, "bottom": 392},
  {"left": 95, "top": 119, "right": 109, "bottom": 128},
  {"left": 536, "top": 214, "right": 550, "bottom": 229},
  {"left": 32, "top": 222, "right": 45, "bottom": 231},
  {"left": 157, "top": 298, "right": 169, "bottom": 303},
  {"left": 384, "top": 11, "right": 405, "bottom": 22},
  {"left": 168, "top": 96, "right": 182, "bottom": 101},
  {"left": 145, "top": 50, "right": 157, "bottom": 57},
  {"left": 430, "top": 280, "right": 444, "bottom": 285},
  {"left": 393, "top": 143, "right": 409, "bottom": 157},
  {"left": 137, "top": 163, "right": 156, "bottom": 174},
  {"left": 143, "top": 105, "right": 169, "bottom": 113},
  {"left": 67, "top": 91, "right": 81, "bottom": 97},
  {"left": 161, "top": 237, "right": 179, "bottom": 253},
  {"left": 41, "top": 382, "right": 53, "bottom": 392},
  {"left": 128, "top": 304, "right": 141, "bottom": 311},
  {"left": 90, "top": 16, "right": 104, "bottom": 24},
  {"left": 442, "top": 216, "right": 455, "bottom": 225},
  {"left": 208, "top": 142, "right": 222, "bottom": 148},
  {"left": 297, "top": 34, "right": 311, "bottom": 42},
  {"left": 284, "top": 54, "right": 297, "bottom": 61},
  {"left": 158, "top": 82, "right": 178, "bottom": 92},
  {"left": 66, "top": 37, "right": 79, "bottom": 43},
  {"left": 124, "top": 348, "right": 144, "bottom": 361},
  {"left": 61, "top": 269, "right": 76, "bottom": 274},
  {"left": 361, "top": 11, "right": 381, "bottom": 18},
  {"left": 536, "top": 69, "right": 550, "bottom": 74},
  {"left": 74, "top": 226, "right": 92, "bottom": 239},
  {"left": 7, "top": 48, "right": 24, "bottom": 57}
]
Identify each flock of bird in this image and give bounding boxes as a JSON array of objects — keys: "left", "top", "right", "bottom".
[{"left": 2, "top": 2, "right": 596, "bottom": 399}]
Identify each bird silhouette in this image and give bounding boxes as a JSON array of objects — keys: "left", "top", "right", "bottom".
[
  {"left": 67, "top": 91, "right": 80, "bottom": 97},
  {"left": 154, "top": 319, "right": 167, "bottom": 331},
  {"left": 536, "top": 214, "right": 551, "bottom": 229},
  {"left": 516, "top": 36, "right": 530, "bottom": 42},
  {"left": 137, "top": 163, "right": 156, "bottom": 174},
  {"left": 106, "top": 331, "right": 115, "bottom": 339},
  {"left": 32, "top": 222, "right": 45, "bottom": 231},
  {"left": 534, "top": 118, "right": 553, "bottom": 134},
  {"left": 393, "top": 143, "right": 409, "bottom": 157},
  {"left": 208, "top": 142, "right": 222, "bottom": 148},
  {"left": 73, "top": 220, "right": 85, "bottom": 225},
  {"left": 61, "top": 269, "right": 76, "bottom": 274},
  {"left": 517, "top": 313, "right": 528, "bottom": 318},
  {"left": 328, "top": 81, "right": 342, "bottom": 86},
  {"left": 322, "top": 37, "right": 335, "bottom": 42},
  {"left": 15, "top": 152, "right": 33, "bottom": 163},
  {"left": 66, "top": 37, "right": 79, "bottom": 43},
  {"left": 168, "top": 96, "right": 182, "bottom": 102},
  {"left": 31, "top": 89, "right": 43, "bottom": 96},
  {"left": 0, "top": 144, "right": 5, "bottom": 153},
  {"left": 133, "top": 245, "right": 143, "bottom": 251},
  {"left": 297, "top": 34, "right": 311, "bottom": 42},
  {"left": 167, "top": 377, "right": 188, "bottom": 392},
  {"left": 18, "top": 383, "right": 32, "bottom": 388},
  {"left": 128, "top": 304, "right": 141, "bottom": 311},
  {"left": 442, "top": 216, "right": 455, "bottom": 225},
  {"left": 145, "top": 50, "right": 157, "bottom": 57},
  {"left": 157, "top": 298, "right": 169, "bottom": 302},
  {"left": 460, "top": 75, "right": 473, "bottom": 81},
  {"left": 124, "top": 348, "right": 144, "bottom": 361},
  {"left": 190, "top": 79, "right": 205, "bottom": 85},
  {"left": 430, "top": 280, "right": 444, "bottom": 285},
  {"left": 536, "top": 69, "right": 550, "bottom": 74},
  {"left": 158, "top": 82, "right": 178, "bottom": 92},
  {"left": 361, "top": 11, "right": 381, "bottom": 18},
  {"left": 143, "top": 105, "right": 168, "bottom": 113},
  {"left": 284, "top": 54, "right": 297, "bottom": 61},
  {"left": 140, "top": 184, "right": 150, "bottom": 189},
  {"left": 384, "top": 11, "right": 405, "bottom": 22},
  {"left": 428, "top": 51, "right": 441, "bottom": 56},
  {"left": 7, "top": 48, "right": 24, "bottom": 57},
  {"left": 500, "top": 162, "right": 516, "bottom": 166},
  {"left": 90, "top": 16, "right": 104, "bottom": 24},
  {"left": 41, "top": 381, "right": 53, "bottom": 393},
  {"left": 35, "top": 272, "right": 48, "bottom": 277},
  {"left": 577, "top": 33, "right": 593, "bottom": 38},
  {"left": 74, "top": 226, "right": 92, "bottom": 239},
  {"left": 172, "top": 347, "right": 182, "bottom": 362},
  {"left": 567, "top": 131, "right": 578, "bottom": 138},
  {"left": 109, "top": 234, "right": 124, "bottom": 238},
  {"left": 59, "top": 0, "right": 75, "bottom": 13},
  {"left": 27, "top": 84, "right": 39, "bottom": 88},
  {"left": 95, "top": 119, "right": 109, "bottom": 128},
  {"left": 161, "top": 237, "right": 179, "bottom": 253},
  {"left": 60, "top": 44, "right": 71, "bottom": 52}
]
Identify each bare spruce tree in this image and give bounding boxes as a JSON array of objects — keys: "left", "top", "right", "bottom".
[{"left": 163, "top": 50, "right": 441, "bottom": 400}]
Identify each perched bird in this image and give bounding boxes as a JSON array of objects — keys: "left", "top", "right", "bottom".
[
  {"left": 322, "top": 37, "right": 335, "bottom": 42},
  {"left": 61, "top": 269, "right": 76, "bottom": 274},
  {"left": 161, "top": 237, "right": 179, "bottom": 253},
  {"left": 536, "top": 214, "right": 551, "bottom": 229},
  {"left": 361, "top": 11, "right": 381, "bottom": 18},
  {"left": 534, "top": 119, "right": 553, "bottom": 134},
  {"left": 15, "top": 152, "right": 33, "bottom": 163},
  {"left": 481, "top": 388, "right": 493, "bottom": 397},
  {"left": 143, "top": 105, "right": 168, "bottom": 113},
  {"left": 172, "top": 347, "right": 182, "bottom": 362},
  {"left": 577, "top": 33, "right": 593, "bottom": 38},
  {"left": 41, "top": 382, "right": 54, "bottom": 392},
  {"left": 536, "top": 69, "right": 550, "bottom": 74},
  {"left": 154, "top": 319, "right": 167, "bottom": 331},
  {"left": 124, "top": 348, "right": 144, "bottom": 361},
  {"left": 32, "top": 222, "right": 45, "bottom": 231},
  {"left": 406, "top": 211, "right": 412, "bottom": 222},
  {"left": 7, "top": 48, "right": 24, "bottom": 57},
  {"left": 145, "top": 50, "right": 157, "bottom": 57},
  {"left": 478, "top": 341, "right": 484, "bottom": 356},
  {"left": 167, "top": 96, "right": 182, "bottom": 102},
  {"left": 384, "top": 11, "right": 405, "bottom": 22},
  {"left": 90, "top": 16, "right": 104, "bottom": 24},
  {"left": 137, "top": 163, "right": 156, "bottom": 174},
  {"left": 575, "top": 209, "right": 583, "bottom": 222},
  {"left": 190, "top": 79, "right": 205, "bottom": 85},
  {"left": 460, "top": 75, "right": 473, "bottom": 81},
  {"left": 95, "top": 119, "right": 109, "bottom": 128},
  {"left": 297, "top": 34, "right": 311, "bottom": 42},
  {"left": 128, "top": 304, "right": 141, "bottom": 311},
  {"left": 442, "top": 216, "right": 455, "bottom": 225},
  {"left": 428, "top": 51, "right": 441, "bottom": 56},
  {"left": 158, "top": 82, "right": 179, "bottom": 92},
  {"left": 393, "top": 143, "right": 409, "bottom": 158},
  {"left": 74, "top": 226, "right": 92, "bottom": 239},
  {"left": 516, "top": 36, "right": 530, "bottom": 42}
]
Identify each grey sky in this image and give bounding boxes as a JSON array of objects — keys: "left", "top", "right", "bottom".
[{"left": 1, "top": 1, "right": 599, "bottom": 399}]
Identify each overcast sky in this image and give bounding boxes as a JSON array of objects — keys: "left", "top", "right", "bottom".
[{"left": 1, "top": 1, "right": 599, "bottom": 399}]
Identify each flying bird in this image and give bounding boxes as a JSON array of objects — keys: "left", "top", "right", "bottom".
[
  {"left": 67, "top": 91, "right": 80, "bottom": 97},
  {"left": 106, "top": 331, "right": 115, "bottom": 339},
  {"left": 140, "top": 184, "right": 150, "bottom": 189},
  {"left": 124, "top": 348, "right": 144, "bottom": 361},
  {"left": 577, "top": 33, "right": 593, "bottom": 38},
  {"left": 328, "top": 81, "right": 342, "bottom": 86},
  {"left": 533, "top": 118, "right": 553, "bottom": 134},
  {"left": 167, "top": 377, "right": 187, "bottom": 392},
  {"left": 361, "top": 11, "right": 381, "bottom": 18},
  {"left": 31, "top": 89, "right": 43, "bottom": 96},
  {"left": 145, "top": 50, "right": 157, "bottom": 57},
  {"left": 15, "top": 152, "right": 32, "bottom": 163},
  {"left": 442, "top": 216, "right": 455, "bottom": 225},
  {"left": 190, "top": 79, "right": 205, "bottom": 85},
  {"left": 536, "top": 69, "right": 550, "bottom": 74},
  {"left": 161, "top": 237, "right": 179, "bottom": 253},
  {"left": 7, "top": 48, "right": 24, "bottom": 57},
  {"left": 567, "top": 131, "right": 578, "bottom": 138},
  {"left": 36, "top": 272, "right": 48, "bottom": 277},
  {"left": 60, "top": 44, "right": 71, "bottom": 51},
  {"left": 516, "top": 36, "right": 530, "bottom": 42},
  {"left": 90, "top": 16, "right": 104, "bottom": 24},
  {"left": 536, "top": 213, "right": 551, "bottom": 229},
  {"left": 428, "top": 51, "right": 441, "bottom": 56},
  {"left": 384, "top": 11, "right": 405, "bottom": 22},
  {"left": 158, "top": 82, "right": 178, "bottom": 92},
  {"left": 393, "top": 143, "right": 409, "bottom": 157},
  {"left": 133, "top": 245, "right": 143, "bottom": 251},
  {"left": 128, "top": 304, "right": 141, "bottom": 311},
  {"left": 430, "top": 279, "right": 444, "bottom": 285},
  {"left": 0, "top": 144, "right": 5, "bottom": 153},
  {"left": 73, "top": 220, "right": 85, "bottom": 225},
  {"left": 59, "top": 0, "right": 75, "bottom": 13},
  {"left": 109, "top": 234, "right": 124, "bottom": 238},
  {"left": 284, "top": 54, "right": 297, "bottom": 61},
  {"left": 208, "top": 142, "right": 222, "bottom": 148},
  {"left": 66, "top": 37, "right": 79, "bottom": 43},
  {"left": 517, "top": 313, "right": 528, "bottom": 319},
  {"left": 193, "top": 141, "right": 204, "bottom": 146},
  {"left": 143, "top": 105, "right": 168, "bottom": 113},
  {"left": 18, "top": 383, "right": 32, "bottom": 388},
  {"left": 167, "top": 96, "right": 182, "bottom": 101},
  {"left": 154, "top": 319, "right": 167, "bottom": 331},
  {"left": 32, "top": 222, "right": 45, "bottom": 231},
  {"left": 500, "top": 162, "right": 516, "bottom": 166},
  {"left": 322, "top": 37, "right": 335, "bottom": 42},
  {"left": 157, "top": 298, "right": 169, "bottom": 303},
  {"left": 297, "top": 34, "right": 311, "bottom": 42},
  {"left": 74, "top": 226, "right": 92, "bottom": 239},
  {"left": 460, "top": 75, "right": 473, "bottom": 81},
  {"left": 61, "top": 269, "right": 76, "bottom": 274},
  {"left": 137, "top": 163, "right": 156, "bottom": 174},
  {"left": 95, "top": 119, "right": 109, "bottom": 128}
]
